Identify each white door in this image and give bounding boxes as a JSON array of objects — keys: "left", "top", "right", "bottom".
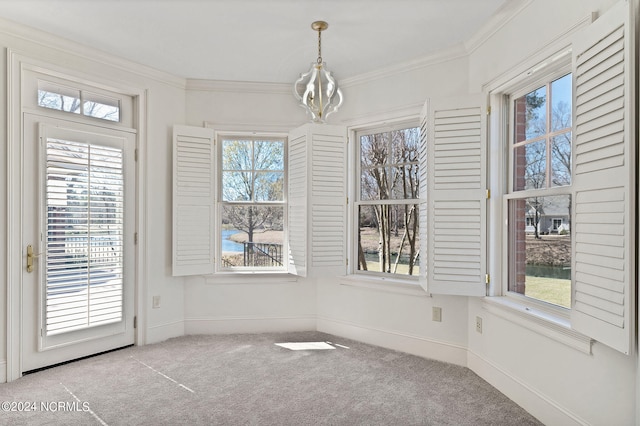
[{"left": 21, "top": 114, "right": 136, "bottom": 373}]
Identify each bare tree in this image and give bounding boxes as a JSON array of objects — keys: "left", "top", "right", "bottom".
[
  {"left": 222, "top": 140, "right": 284, "bottom": 242},
  {"left": 359, "top": 128, "right": 419, "bottom": 275}
]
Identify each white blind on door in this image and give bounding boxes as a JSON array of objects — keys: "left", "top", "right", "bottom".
[{"left": 45, "top": 138, "right": 124, "bottom": 336}]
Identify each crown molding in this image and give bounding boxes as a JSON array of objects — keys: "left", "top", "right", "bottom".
[
  {"left": 0, "top": 17, "right": 186, "bottom": 89},
  {"left": 340, "top": 102, "right": 423, "bottom": 129},
  {"left": 464, "top": 0, "right": 535, "bottom": 54},
  {"left": 481, "top": 11, "right": 595, "bottom": 93},
  {"left": 186, "top": 79, "right": 292, "bottom": 94},
  {"left": 341, "top": 43, "right": 468, "bottom": 88},
  {"left": 203, "top": 120, "right": 302, "bottom": 134},
  {"left": 340, "top": 0, "right": 534, "bottom": 89}
]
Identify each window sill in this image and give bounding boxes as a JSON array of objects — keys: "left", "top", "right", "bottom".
[
  {"left": 482, "top": 297, "right": 593, "bottom": 354},
  {"left": 340, "top": 275, "right": 428, "bottom": 297},
  {"left": 205, "top": 272, "right": 299, "bottom": 285}
]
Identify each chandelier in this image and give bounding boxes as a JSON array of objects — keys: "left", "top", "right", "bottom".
[{"left": 294, "top": 21, "right": 343, "bottom": 123}]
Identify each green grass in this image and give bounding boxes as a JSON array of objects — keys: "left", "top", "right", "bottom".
[
  {"left": 357, "top": 261, "right": 569, "bottom": 309},
  {"left": 359, "top": 261, "right": 420, "bottom": 276},
  {"left": 525, "top": 276, "right": 571, "bottom": 308}
]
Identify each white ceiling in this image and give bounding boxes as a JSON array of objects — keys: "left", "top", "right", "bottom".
[{"left": 0, "top": 0, "right": 512, "bottom": 84}]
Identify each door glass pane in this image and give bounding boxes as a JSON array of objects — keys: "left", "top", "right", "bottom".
[{"left": 45, "top": 138, "right": 124, "bottom": 336}]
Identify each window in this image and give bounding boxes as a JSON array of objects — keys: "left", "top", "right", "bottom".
[
  {"left": 173, "top": 123, "right": 346, "bottom": 278},
  {"left": 490, "top": 2, "right": 633, "bottom": 354},
  {"left": 38, "top": 80, "right": 121, "bottom": 122},
  {"left": 355, "top": 124, "right": 420, "bottom": 277},
  {"left": 507, "top": 73, "right": 572, "bottom": 309},
  {"left": 218, "top": 135, "right": 286, "bottom": 271}
]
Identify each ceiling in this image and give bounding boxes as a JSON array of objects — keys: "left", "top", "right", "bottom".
[{"left": 0, "top": 0, "right": 512, "bottom": 84}]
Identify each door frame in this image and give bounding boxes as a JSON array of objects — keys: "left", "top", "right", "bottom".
[{"left": 6, "top": 50, "right": 148, "bottom": 381}]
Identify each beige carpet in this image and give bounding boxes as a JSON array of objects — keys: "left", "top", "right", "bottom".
[{"left": 0, "top": 331, "right": 542, "bottom": 425}]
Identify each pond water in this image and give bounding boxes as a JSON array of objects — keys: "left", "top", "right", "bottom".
[{"left": 221, "top": 229, "right": 244, "bottom": 253}]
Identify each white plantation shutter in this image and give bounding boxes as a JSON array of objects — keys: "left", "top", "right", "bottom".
[
  {"left": 288, "top": 123, "right": 346, "bottom": 277},
  {"left": 425, "top": 95, "right": 486, "bottom": 296},
  {"left": 571, "top": 1, "right": 634, "bottom": 354},
  {"left": 172, "top": 125, "right": 215, "bottom": 276},
  {"left": 287, "top": 127, "right": 308, "bottom": 276}
]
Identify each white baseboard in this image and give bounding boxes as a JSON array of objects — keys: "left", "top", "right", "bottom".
[
  {"left": 317, "top": 317, "right": 468, "bottom": 366},
  {"left": 184, "top": 316, "right": 317, "bottom": 335},
  {"left": 0, "top": 360, "right": 6, "bottom": 383},
  {"left": 467, "top": 349, "right": 587, "bottom": 426},
  {"left": 145, "top": 320, "right": 185, "bottom": 344}
]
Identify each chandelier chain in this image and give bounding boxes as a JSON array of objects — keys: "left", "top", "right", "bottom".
[{"left": 317, "top": 28, "right": 323, "bottom": 64}]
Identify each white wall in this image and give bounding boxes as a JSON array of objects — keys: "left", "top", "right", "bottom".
[
  {"left": 142, "top": 80, "right": 189, "bottom": 343},
  {"left": 340, "top": 53, "right": 469, "bottom": 124}
]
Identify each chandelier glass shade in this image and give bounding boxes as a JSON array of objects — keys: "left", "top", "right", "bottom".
[{"left": 294, "top": 21, "right": 343, "bottom": 123}]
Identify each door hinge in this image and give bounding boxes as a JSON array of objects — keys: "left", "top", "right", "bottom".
[
  {"left": 346, "top": 258, "right": 349, "bottom": 266},
  {"left": 486, "top": 189, "right": 491, "bottom": 199},
  {"left": 135, "top": 149, "right": 138, "bottom": 162},
  {"left": 487, "top": 106, "right": 491, "bottom": 115},
  {"left": 134, "top": 316, "right": 137, "bottom": 329},
  {"left": 485, "top": 274, "right": 490, "bottom": 284},
  {"left": 40, "top": 328, "right": 43, "bottom": 337},
  {"left": 134, "top": 232, "right": 138, "bottom": 244},
  {"left": 346, "top": 196, "right": 349, "bottom": 205}
]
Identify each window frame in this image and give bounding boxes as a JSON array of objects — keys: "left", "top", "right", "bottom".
[
  {"left": 483, "top": 50, "right": 592, "bottom": 353},
  {"left": 352, "top": 120, "right": 421, "bottom": 281},
  {"left": 22, "top": 67, "right": 134, "bottom": 129},
  {"left": 215, "top": 131, "right": 289, "bottom": 273},
  {"left": 503, "top": 64, "right": 573, "bottom": 315}
]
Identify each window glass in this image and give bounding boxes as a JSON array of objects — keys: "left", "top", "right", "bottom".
[
  {"left": 83, "top": 92, "right": 120, "bottom": 122},
  {"left": 357, "top": 125, "right": 420, "bottom": 277},
  {"left": 513, "top": 140, "right": 547, "bottom": 191},
  {"left": 551, "top": 73, "right": 572, "bottom": 132},
  {"left": 219, "top": 137, "right": 286, "bottom": 270},
  {"left": 514, "top": 86, "right": 546, "bottom": 143},
  {"left": 37, "top": 80, "right": 121, "bottom": 123},
  {"left": 45, "top": 138, "right": 124, "bottom": 334},
  {"left": 508, "top": 195, "right": 571, "bottom": 308},
  {"left": 508, "top": 72, "right": 572, "bottom": 308},
  {"left": 38, "top": 82, "right": 81, "bottom": 114}
]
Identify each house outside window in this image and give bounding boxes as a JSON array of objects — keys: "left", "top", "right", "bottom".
[
  {"left": 355, "top": 124, "right": 420, "bottom": 277},
  {"left": 506, "top": 72, "right": 572, "bottom": 308},
  {"left": 218, "top": 135, "right": 286, "bottom": 271}
]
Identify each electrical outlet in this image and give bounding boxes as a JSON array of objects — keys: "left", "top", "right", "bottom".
[
  {"left": 152, "top": 295, "right": 161, "bottom": 309},
  {"left": 475, "top": 316, "right": 483, "bottom": 333},
  {"left": 432, "top": 307, "right": 442, "bottom": 322}
]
